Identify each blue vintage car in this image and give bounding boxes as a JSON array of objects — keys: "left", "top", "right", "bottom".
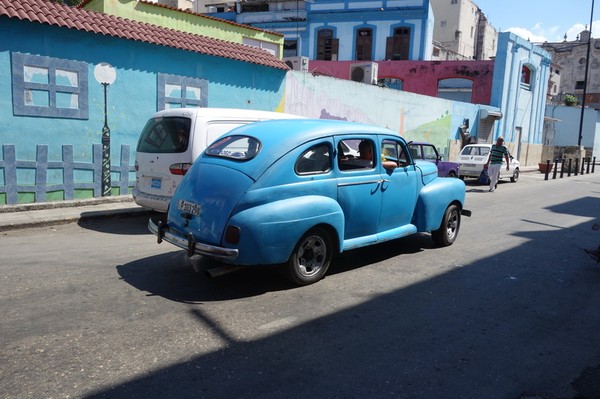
[{"left": 149, "top": 119, "right": 470, "bottom": 285}]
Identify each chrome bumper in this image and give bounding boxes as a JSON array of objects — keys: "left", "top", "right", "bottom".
[{"left": 148, "top": 218, "right": 239, "bottom": 261}]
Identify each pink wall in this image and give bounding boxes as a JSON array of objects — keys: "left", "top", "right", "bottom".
[{"left": 308, "top": 60, "right": 495, "bottom": 105}]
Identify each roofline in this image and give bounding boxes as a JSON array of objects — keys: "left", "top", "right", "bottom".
[{"left": 76, "top": 0, "right": 283, "bottom": 38}]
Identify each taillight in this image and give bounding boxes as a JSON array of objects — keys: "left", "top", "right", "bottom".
[
  {"left": 134, "top": 161, "right": 139, "bottom": 171},
  {"left": 169, "top": 163, "right": 192, "bottom": 175}
]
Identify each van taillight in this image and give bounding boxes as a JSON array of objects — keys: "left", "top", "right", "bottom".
[
  {"left": 169, "top": 163, "right": 192, "bottom": 175},
  {"left": 135, "top": 161, "right": 139, "bottom": 171}
]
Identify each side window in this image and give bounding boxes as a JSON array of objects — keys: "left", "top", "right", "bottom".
[
  {"left": 383, "top": 139, "right": 411, "bottom": 167},
  {"left": 12, "top": 52, "right": 88, "bottom": 119},
  {"left": 338, "top": 139, "right": 374, "bottom": 171},
  {"left": 295, "top": 143, "right": 331, "bottom": 175},
  {"left": 423, "top": 145, "right": 438, "bottom": 160},
  {"left": 158, "top": 73, "right": 208, "bottom": 111}
]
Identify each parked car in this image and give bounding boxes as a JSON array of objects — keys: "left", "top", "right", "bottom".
[
  {"left": 407, "top": 141, "right": 460, "bottom": 177},
  {"left": 456, "top": 144, "right": 520, "bottom": 182},
  {"left": 149, "top": 119, "right": 471, "bottom": 285},
  {"left": 133, "top": 108, "right": 302, "bottom": 212}
]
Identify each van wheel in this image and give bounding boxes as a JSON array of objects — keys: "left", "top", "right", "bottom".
[
  {"left": 287, "top": 227, "right": 332, "bottom": 286},
  {"left": 432, "top": 205, "right": 461, "bottom": 247}
]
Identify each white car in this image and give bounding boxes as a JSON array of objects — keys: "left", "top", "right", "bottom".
[
  {"left": 133, "top": 108, "right": 302, "bottom": 212},
  {"left": 456, "top": 144, "right": 520, "bottom": 182}
]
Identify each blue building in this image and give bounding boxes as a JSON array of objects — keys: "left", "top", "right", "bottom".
[{"left": 216, "top": 0, "right": 434, "bottom": 61}]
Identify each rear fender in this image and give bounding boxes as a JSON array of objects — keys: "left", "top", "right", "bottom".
[
  {"left": 228, "top": 195, "right": 344, "bottom": 265},
  {"left": 412, "top": 178, "right": 466, "bottom": 232}
]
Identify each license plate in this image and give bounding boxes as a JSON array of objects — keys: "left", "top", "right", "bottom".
[
  {"left": 151, "top": 178, "right": 161, "bottom": 189},
  {"left": 177, "top": 200, "right": 201, "bottom": 216},
  {"left": 464, "top": 163, "right": 477, "bottom": 167}
]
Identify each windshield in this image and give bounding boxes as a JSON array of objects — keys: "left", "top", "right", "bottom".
[
  {"left": 205, "top": 135, "right": 261, "bottom": 161},
  {"left": 136, "top": 116, "right": 191, "bottom": 153}
]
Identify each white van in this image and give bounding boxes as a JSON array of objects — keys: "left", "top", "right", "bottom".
[{"left": 133, "top": 108, "right": 302, "bottom": 212}]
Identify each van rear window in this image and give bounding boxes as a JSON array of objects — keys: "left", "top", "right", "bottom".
[
  {"left": 136, "top": 116, "right": 191, "bottom": 153},
  {"left": 205, "top": 135, "right": 261, "bottom": 160}
]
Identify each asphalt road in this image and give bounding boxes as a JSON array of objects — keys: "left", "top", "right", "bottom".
[{"left": 1, "top": 171, "right": 599, "bottom": 399}]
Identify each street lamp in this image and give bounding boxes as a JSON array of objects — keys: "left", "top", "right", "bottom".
[
  {"left": 577, "top": 0, "right": 595, "bottom": 148},
  {"left": 93, "top": 62, "right": 117, "bottom": 197}
]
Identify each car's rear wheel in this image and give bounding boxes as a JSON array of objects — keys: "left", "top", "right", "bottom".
[
  {"left": 287, "top": 227, "right": 332, "bottom": 286},
  {"left": 432, "top": 204, "right": 461, "bottom": 247},
  {"left": 447, "top": 170, "right": 458, "bottom": 178},
  {"left": 511, "top": 168, "right": 520, "bottom": 182}
]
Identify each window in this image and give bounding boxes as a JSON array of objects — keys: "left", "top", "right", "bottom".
[
  {"left": 521, "top": 66, "right": 531, "bottom": 85},
  {"left": 158, "top": 74, "right": 207, "bottom": 110},
  {"left": 355, "top": 28, "right": 373, "bottom": 61},
  {"left": 382, "top": 139, "right": 411, "bottom": 167},
  {"left": 12, "top": 52, "right": 88, "bottom": 119},
  {"left": 284, "top": 39, "right": 298, "bottom": 57},
  {"left": 377, "top": 78, "right": 404, "bottom": 91},
  {"left": 316, "top": 29, "right": 339, "bottom": 61},
  {"left": 438, "top": 78, "right": 473, "bottom": 103},
  {"left": 386, "top": 27, "right": 411, "bottom": 60},
  {"left": 295, "top": 144, "right": 331, "bottom": 175},
  {"left": 441, "top": 20, "right": 447, "bottom": 28},
  {"left": 451, "top": 0, "right": 458, "bottom": 4},
  {"left": 338, "top": 139, "right": 374, "bottom": 170},
  {"left": 205, "top": 135, "right": 261, "bottom": 161},
  {"left": 137, "top": 116, "right": 192, "bottom": 154},
  {"left": 575, "top": 80, "right": 585, "bottom": 90}
]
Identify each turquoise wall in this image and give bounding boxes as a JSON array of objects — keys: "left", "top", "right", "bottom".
[{"left": 0, "top": 18, "right": 286, "bottom": 203}]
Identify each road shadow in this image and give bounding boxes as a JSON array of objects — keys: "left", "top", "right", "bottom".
[
  {"left": 97, "top": 215, "right": 600, "bottom": 398},
  {"left": 77, "top": 212, "right": 165, "bottom": 235},
  {"left": 116, "top": 233, "right": 436, "bottom": 302}
]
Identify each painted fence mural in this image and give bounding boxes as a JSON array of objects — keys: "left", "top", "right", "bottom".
[
  {"left": 284, "top": 71, "right": 482, "bottom": 158},
  {"left": 0, "top": 144, "right": 134, "bottom": 204}
]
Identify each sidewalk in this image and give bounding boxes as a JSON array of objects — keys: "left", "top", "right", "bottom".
[{"left": 0, "top": 195, "right": 152, "bottom": 232}]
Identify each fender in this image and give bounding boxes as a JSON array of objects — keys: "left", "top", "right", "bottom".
[
  {"left": 412, "top": 178, "right": 466, "bottom": 232},
  {"left": 227, "top": 195, "right": 344, "bottom": 265}
]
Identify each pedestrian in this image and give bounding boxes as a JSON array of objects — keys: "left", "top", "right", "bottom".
[{"left": 484, "top": 136, "right": 509, "bottom": 192}]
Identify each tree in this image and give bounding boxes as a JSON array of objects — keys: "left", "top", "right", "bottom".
[{"left": 564, "top": 94, "right": 578, "bottom": 107}]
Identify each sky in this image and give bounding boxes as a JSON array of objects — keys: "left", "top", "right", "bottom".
[{"left": 473, "top": 0, "right": 600, "bottom": 43}]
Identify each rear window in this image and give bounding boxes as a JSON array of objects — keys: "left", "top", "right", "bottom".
[
  {"left": 205, "top": 135, "right": 261, "bottom": 161},
  {"left": 136, "top": 116, "right": 191, "bottom": 153},
  {"left": 460, "top": 146, "right": 489, "bottom": 156}
]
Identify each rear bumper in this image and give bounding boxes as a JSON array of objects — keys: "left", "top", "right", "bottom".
[
  {"left": 148, "top": 218, "right": 239, "bottom": 261},
  {"left": 132, "top": 186, "right": 170, "bottom": 213}
]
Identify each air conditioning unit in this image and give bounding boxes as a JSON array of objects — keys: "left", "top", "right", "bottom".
[
  {"left": 350, "top": 62, "right": 378, "bottom": 84},
  {"left": 283, "top": 56, "right": 309, "bottom": 72}
]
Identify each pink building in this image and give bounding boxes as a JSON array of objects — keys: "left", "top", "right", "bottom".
[{"left": 309, "top": 60, "right": 495, "bottom": 105}]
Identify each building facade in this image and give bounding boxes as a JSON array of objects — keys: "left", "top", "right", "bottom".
[
  {"left": 539, "top": 29, "right": 600, "bottom": 109},
  {"left": 207, "top": 0, "right": 435, "bottom": 62}
]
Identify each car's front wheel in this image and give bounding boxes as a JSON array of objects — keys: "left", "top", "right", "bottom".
[
  {"left": 287, "top": 227, "right": 333, "bottom": 285},
  {"left": 432, "top": 204, "right": 461, "bottom": 247}
]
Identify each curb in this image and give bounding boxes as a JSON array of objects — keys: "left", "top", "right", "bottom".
[{"left": 0, "top": 196, "right": 154, "bottom": 232}]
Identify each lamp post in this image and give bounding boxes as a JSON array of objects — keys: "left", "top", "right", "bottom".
[
  {"left": 577, "top": 0, "right": 595, "bottom": 148},
  {"left": 93, "top": 62, "right": 117, "bottom": 197}
]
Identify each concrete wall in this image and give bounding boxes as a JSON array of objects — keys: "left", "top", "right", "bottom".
[{"left": 284, "top": 70, "right": 483, "bottom": 160}]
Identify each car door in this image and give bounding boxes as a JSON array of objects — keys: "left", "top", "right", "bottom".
[
  {"left": 378, "top": 138, "right": 418, "bottom": 233},
  {"left": 335, "top": 137, "right": 382, "bottom": 241}
]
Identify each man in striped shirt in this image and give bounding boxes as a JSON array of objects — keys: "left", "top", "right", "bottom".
[{"left": 484, "top": 136, "right": 510, "bottom": 192}]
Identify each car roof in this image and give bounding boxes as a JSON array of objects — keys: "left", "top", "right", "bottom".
[{"left": 201, "top": 119, "right": 402, "bottom": 178}]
